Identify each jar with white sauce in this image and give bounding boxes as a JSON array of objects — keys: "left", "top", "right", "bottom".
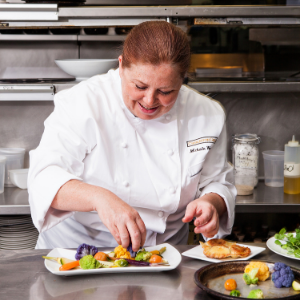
[{"left": 232, "top": 133, "right": 260, "bottom": 195}]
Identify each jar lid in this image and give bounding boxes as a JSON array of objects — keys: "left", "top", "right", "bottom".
[{"left": 233, "top": 133, "right": 260, "bottom": 144}]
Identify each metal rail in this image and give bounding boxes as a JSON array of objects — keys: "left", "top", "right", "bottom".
[{"left": 58, "top": 6, "right": 300, "bottom": 18}]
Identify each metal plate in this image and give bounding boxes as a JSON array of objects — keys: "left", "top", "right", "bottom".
[{"left": 194, "top": 260, "right": 300, "bottom": 300}]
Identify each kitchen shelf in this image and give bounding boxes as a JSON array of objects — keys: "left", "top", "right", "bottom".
[
  {"left": 188, "top": 81, "right": 300, "bottom": 93},
  {"left": 1, "top": 183, "right": 299, "bottom": 215},
  {"left": 0, "top": 85, "right": 54, "bottom": 101},
  {"left": 236, "top": 181, "right": 300, "bottom": 213},
  {"left": 1, "top": 81, "right": 300, "bottom": 101},
  {"left": 3, "top": 5, "right": 300, "bottom": 27},
  {"left": 0, "top": 34, "right": 126, "bottom": 41},
  {"left": 0, "top": 34, "right": 78, "bottom": 41},
  {"left": 0, "top": 187, "right": 30, "bottom": 215},
  {"left": 58, "top": 6, "right": 300, "bottom": 18}
]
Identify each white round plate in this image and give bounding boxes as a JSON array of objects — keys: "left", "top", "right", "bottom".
[{"left": 266, "top": 233, "right": 299, "bottom": 260}]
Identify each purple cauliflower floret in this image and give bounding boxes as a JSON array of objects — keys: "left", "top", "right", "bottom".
[
  {"left": 272, "top": 262, "right": 294, "bottom": 288},
  {"left": 127, "top": 243, "right": 141, "bottom": 258},
  {"left": 75, "top": 243, "right": 98, "bottom": 260}
]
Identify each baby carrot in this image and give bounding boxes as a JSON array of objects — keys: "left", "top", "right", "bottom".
[{"left": 59, "top": 260, "right": 80, "bottom": 271}]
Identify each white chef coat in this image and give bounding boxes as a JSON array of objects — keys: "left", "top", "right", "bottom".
[{"left": 28, "top": 68, "right": 236, "bottom": 249}]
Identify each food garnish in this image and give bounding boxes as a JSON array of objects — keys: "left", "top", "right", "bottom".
[
  {"left": 200, "top": 239, "right": 251, "bottom": 259},
  {"left": 94, "top": 252, "right": 108, "bottom": 261},
  {"left": 42, "top": 256, "right": 75, "bottom": 265},
  {"left": 114, "top": 245, "right": 132, "bottom": 259},
  {"left": 79, "top": 255, "right": 100, "bottom": 270},
  {"left": 149, "top": 254, "right": 163, "bottom": 264},
  {"left": 243, "top": 268, "right": 259, "bottom": 285},
  {"left": 244, "top": 262, "right": 269, "bottom": 281},
  {"left": 292, "top": 280, "right": 300, "bottom": 291},
  {"left": 44, "top": 243, "right": 169, "bottom": 271},
  {"left": 75, "top": 243, "right": 98, "bottom": 260},
  {"left": 230, "top": 290, "right": 241, "bottom": 297},
  {"left": 271, "top": 262, "right": 294, "bottom": 288},
  {"left": 224, "top": 278, "right": 237, "bottom": 291},
  {"left": 114, "top": 259, "right": 129, "bottom": 267},
  {"left": 127, "top": 243, "right": 138, "bottom": 258},
  {"left": 59, "top": 260, "right": 80, "bottom": 271},
  {"left": 135, "top": 250, "right": 152, "bottom": 261},
  {"left": 247, "top": 289, "right": 264, "bottom": 299},
  {"left": 275, "top": 228, "right": 300, "bottom": 258}
]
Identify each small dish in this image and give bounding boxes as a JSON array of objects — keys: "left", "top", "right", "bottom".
[
  {"left": 194, "top": 260, "right": 300, "bottom": 300},
  {"left": 9, "top": 169, "right": 29, "bottom": 189},
  {"left": 267, "top": 233, "right": 300, "bottom": 261},
  {"left": 182, "top": 243, "right": 266, "bottom": 263},
  {"left": 55, "top": 59, "right": 118, "bottom": 81}
]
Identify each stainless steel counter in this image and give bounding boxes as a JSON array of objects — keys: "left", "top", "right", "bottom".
[
  {"left": 1, "top": 182, "right": 300, "bottom": 215},
  {"left": 0, "top": 244, "right": 298, "bottom": 300}
]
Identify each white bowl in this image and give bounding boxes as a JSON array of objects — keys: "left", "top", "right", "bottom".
[
  {"left": 55, "top": 59, "right": 118, "bottom": 80},
  {"left": 9, "top": 169, "right": 29, "bottom": 190}
]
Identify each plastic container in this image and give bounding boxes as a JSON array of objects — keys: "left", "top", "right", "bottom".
[
  {"left": 284, "top": 135, "right": 300, "bottom": 194},
  {"left": 0, "top": 155, "right": 6, "bottom": 194},
  {"left": 0, "top": 148, "right": 25, "bottom": 187},
  {"left": 262, "top": 150, "right": 284, "bottom": 187},
  {"left": 9, "top": 169, "right": 29, "bottom": 189}
]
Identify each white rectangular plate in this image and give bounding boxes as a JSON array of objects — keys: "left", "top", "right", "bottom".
[
  {"left": 44, "top": 243, "right": 181, "bottom": 276},
  {"left": 182, "top": 243, "right": 266, "bottom": 263}
]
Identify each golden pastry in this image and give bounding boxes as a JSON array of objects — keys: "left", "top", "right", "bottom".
[{"left": 200, "top": 238, "right": 251, "bottom": 259}]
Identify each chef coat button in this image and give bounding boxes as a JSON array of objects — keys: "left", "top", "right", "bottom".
[
  {"left": 158, "top": 211, "right": 164, "bottom": 218},
  {"left": 169, "top": 187, "right": 176, "bottom": 194},
  {"left": 165, "top": 114, "right": 171, "bottom": 121},
  {"left": 121, "top": 142, "right": 128, "bottom": 148},
  {"left": 167, "top": 149, "right": 174, "bottom": 156},
  {"left": 123, "top": 181, "right": 129, "bottom": 187},
  {"left": 181, "top": 99, "right": 186, "bottom": 105}
]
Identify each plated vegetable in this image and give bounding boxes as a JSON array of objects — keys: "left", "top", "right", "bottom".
[
  {"left": 43, "top": 243, "right": 169, "bottom": 271},
  {"left": 275, "top": 227, "right": 300, "bottom": 258},
  {"left": 219, "top": 261, "right": 298, "bottom": 298}
]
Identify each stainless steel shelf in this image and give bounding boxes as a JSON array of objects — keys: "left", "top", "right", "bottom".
[
  {"left": 188, "top": 81, "right": 300, "bottom": 93},
  {"left": 0, "top": 34, "right": 77, "bottom": 41},
  {"left": 0, "top": 187, "right": 30, "bottom": 215},
  {"left": 58, "top": 6, "right": 300, "bottom": 18},
  {"left": 236, "top": 181, "right": 300, "bottom": 213},
  {"left": 1, "top": 183, "right": 300, "bottom": 215}
]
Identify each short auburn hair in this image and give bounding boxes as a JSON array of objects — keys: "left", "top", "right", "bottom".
[{"left": 121, "top": 21, "right": 190, "bottom": 78}]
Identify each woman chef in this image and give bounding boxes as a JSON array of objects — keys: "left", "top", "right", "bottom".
[{"left": 28, "top": 21, "right": 236, "bottom": 251}]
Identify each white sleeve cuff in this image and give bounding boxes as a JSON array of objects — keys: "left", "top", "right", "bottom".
[{"left": 28, "top": 165, "right": 82, "bottom": 233}]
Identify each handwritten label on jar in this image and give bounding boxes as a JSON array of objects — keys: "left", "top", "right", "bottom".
[
  {"left": 236, "top": 155, "right": 258, "bottom": 169},
  {"left": 284, "top": 163, "right": 300, "bottom": 176}
]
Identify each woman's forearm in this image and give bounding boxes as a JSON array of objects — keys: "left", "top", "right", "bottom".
[
  {"left": 51, "top": 179, "right": 147, "bottom": 251},
  {"left": 51, "top": 179, "right": 115, "bottom": 212}
]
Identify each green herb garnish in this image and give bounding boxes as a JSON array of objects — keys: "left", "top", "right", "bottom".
[{"left": 275, "top": 228, "right": 300, "bottom": 258}]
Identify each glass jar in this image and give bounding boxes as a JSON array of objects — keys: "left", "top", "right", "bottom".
[{"left": 232, "top": 133, "right": 261, "bottom": 195}]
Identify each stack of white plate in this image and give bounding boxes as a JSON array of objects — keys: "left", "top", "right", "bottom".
[{"left": 0, "top": 215, "right": 39, "bottom": 250}]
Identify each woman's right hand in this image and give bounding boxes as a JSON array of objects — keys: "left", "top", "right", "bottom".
[
  {"left": 51, "top": 180, "right": 146, "bottom": 252},
  {"left": 93, "top": 190, "right": 146, "bottom": 252}
]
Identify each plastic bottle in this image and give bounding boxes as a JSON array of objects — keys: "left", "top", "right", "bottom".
[{"left": 284, "top": 135, "right": 300, "bottom": 194}]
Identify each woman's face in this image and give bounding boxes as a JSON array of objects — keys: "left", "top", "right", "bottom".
[{"left": 119, "top": 56, "right": 183, "bottom": 120}]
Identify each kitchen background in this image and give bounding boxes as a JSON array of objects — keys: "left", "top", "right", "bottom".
[{"left": 0, "top": 0, "right": 300, "bottom": 249}]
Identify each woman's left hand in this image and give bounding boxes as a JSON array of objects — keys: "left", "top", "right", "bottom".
[{"left": 182, "top": 193, "right": 226, "bottom": 238}]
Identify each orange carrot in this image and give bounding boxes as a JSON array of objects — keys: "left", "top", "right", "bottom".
[{"left": 59, "top": 260, "right": 80, "bottom": 271}]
